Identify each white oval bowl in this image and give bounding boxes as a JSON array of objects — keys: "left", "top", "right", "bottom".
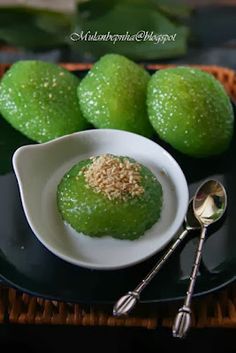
[{"left": 13, "top": 129, "right": 189, "bottom": 270}]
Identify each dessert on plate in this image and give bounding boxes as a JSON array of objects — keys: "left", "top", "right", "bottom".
[
  {"left": 147, "top": 66, "right": 234, "bottom": 157},
  {"left": 0, "top": 60, "right": 88, "bottom": 143},
  {"left": 57, "top": 154, "right": 163, "bottom": 240},
  {"left": 78, "top": 54, "right": 154, "bottom": 138}
]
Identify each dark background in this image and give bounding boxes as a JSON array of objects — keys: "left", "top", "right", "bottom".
[{"left": 0, "top": 326, "right": 236, "bottom": 353}]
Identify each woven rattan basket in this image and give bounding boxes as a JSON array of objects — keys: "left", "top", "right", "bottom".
[{"left": 0, "top": 63, "right": 236, "bottom": 329}]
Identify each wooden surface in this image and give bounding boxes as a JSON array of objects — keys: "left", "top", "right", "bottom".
[{"left": 0, "top": 283, "right": 236, "bottom": 328}]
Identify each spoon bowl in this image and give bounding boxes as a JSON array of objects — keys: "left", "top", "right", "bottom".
[
  {"left": 194, "top": 179, "right": 227, "bottom": 226},
  {"left": 185, "top": 199, "right": 201, "bottom": 231}
]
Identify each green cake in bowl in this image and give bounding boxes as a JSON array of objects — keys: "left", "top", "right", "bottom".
[{"left": 57, "top": 154, "right": 163, "bottom": 240}]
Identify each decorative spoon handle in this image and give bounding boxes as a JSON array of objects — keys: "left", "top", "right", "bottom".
[
  {"left": 113, "top": 228, "right": 189, "bottom": 317},
  {"left": 172, "top": 226, "right": 207, "bottom": 338}
]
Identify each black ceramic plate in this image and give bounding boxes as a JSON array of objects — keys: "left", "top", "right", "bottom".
[{"left": 0, "top": 68, "right": 235, "bottom": 304}]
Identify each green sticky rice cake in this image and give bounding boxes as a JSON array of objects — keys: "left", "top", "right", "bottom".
[
  {"left": 78, "top": 54, "right": 154, "bottom": 138},
  {"left": 147, "top": 67, "right": 234, "bottom": 157},
  {"left": 57, "top": 154, "right": 163, "bottom": 240},
  {"left": 0, "top": 60, "right": 89, "bottom": 143}
]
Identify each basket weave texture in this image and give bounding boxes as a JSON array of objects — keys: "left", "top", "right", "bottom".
[{"left": 0, "top": 63, "right": 235, "bottom": 328}]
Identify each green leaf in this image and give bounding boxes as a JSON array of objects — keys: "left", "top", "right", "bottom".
[
  {"left": 154, "top": 0, "right": 192, "bottom": 19},
  {"left": 72, "top": 3, "right": 188, "bottom": 60},
  {"left": 78, "top": 0, "right": 119, "bottom": 19},
  {"left": 0, "top": 7, "right": 71, "bottom": 49},
  {"left": 78, "top": 0, "right": 191, "bottom": 21}
]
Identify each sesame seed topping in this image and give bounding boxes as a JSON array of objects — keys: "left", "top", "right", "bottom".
[{"left": 82, "top": 154, "right": 144, "bottom": 201}]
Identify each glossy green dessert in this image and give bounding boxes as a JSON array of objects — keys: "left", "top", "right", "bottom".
[
  {"left": 78, "top": 54, "right": 154, "bottom": 138},
  {"left": 0, "top": 60, "right": 89, "bottom": 143},
  {"left": 147, "top": 67, "right": 234, "bottom": 157},
  {"left": 57, "top": 154, "right": 162, "bottom": 240}
]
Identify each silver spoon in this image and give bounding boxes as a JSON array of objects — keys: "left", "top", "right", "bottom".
[
  {"left": 113, "top": 198, "right": 201, "bottom": 317},
  {"left": 172, "top": 179, "right": 227, "bottom": 338}
]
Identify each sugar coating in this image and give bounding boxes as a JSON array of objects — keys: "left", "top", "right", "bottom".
[
  {"left": 57, "top": 155, "right": 163, "bottom": 240},
  {"left": 0, "top": 60, "right": 89, "bottom": 143},
  {"left": 78, "top": 54, "right": 154, "bottom": 138},
  {"left": 147, "top": 67, "right": 234, "bottom": 157}
]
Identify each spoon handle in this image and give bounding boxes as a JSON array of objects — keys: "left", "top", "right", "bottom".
[
  {"left": 113, "top": 228, "right": 189, "bottom": 317},
  {"left": 172, "top": 226, "right": 207, "bottom": 338}
]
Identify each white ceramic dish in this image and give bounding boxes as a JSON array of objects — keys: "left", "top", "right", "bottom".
[{"left": 13, "top": 129, "right": 189, "bottom": 270}]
